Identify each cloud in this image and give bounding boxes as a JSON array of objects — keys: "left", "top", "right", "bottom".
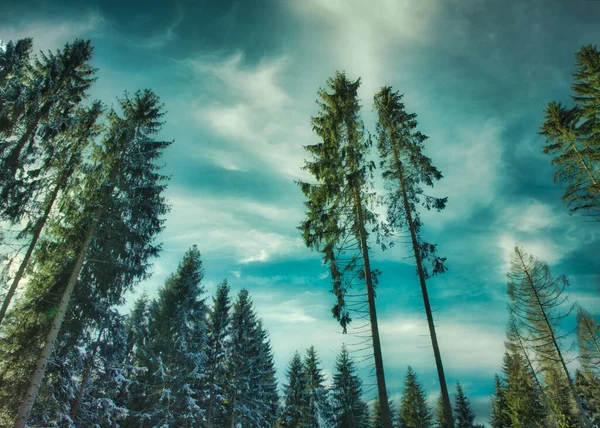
[
  {"left": 0, "top": 11, "right": 105, "bottom": 53},
  {"left": 164, "top": 190, "right": 306, "bottom": 265}
]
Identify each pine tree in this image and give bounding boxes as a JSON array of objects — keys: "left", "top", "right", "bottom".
[
  {"left": 0, "top": 38, "right": 33, "bottom": 137},
  {"left": 298, "top": 71, "right": 392, "bottom": 426},
  {"left": 330, "top": 345, "right": 370, "bottom": 428},
  {"left": 435, "top": 394, "right": 448, "bottom": 428},
  {"left": 374, "top": 86, "right": 452, "bottom": 427},
  {"left": 227, "top": 289, "right": 279, "bottom": 427},
  {"left": 577, "top": 307, "right": 600, "bottom": 374},
  {"left": 4, "top": 89, "right": 171, "bottom": 427},
  {"left": 507, "top": 247, "right": 588, "bottom": 427},
  {"left": 205, "top": 280, "right": 232, "bottom": 428},
  {"left": 453, "top": 383, "right": 475, "bottom": 428},
  {"left": 302, "top": 346, "right": 331, "bottom": 427},
  {"left": 398, "top": 366, "right": 433, "bottom": 428},
  {"left": 372, "top": 396, "right": 395, "bottom": 428},
  {"left": 0, "top": 39, "right": 96, "bottom": 223},
  {"left": 540, "top": 45, "right": 600, "bottom": 219},
  {"left": 280, "top": 351, "right": 309, "bottom": 427},
  {"left": 502, "top": 320, "right": 548, "bottom": 427},
  {"left": 489, "top": 376, "right": 510, "bottom": 428},
  {"left": 135, "top": 246, "right": 208, "bottom": 427}
]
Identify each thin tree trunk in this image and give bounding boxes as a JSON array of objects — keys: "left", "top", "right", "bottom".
[
  {"left": 0, "top": 176, "right": 60, "bottom": 326},
  {"left": 353, "top": 182, "right": 393, "bottom": 428},
  {"left": 517, "top": 249, "right": 591, "bottom": 428},
  {"left": 395, "top": 155, "right": 455, "bottom": 428},
  {"left": 13, "top": 222, "right": 97, "bottom": 428},
  {"left": 0, "top": 133, "right": 88, "bottom": 327},
  {"left": 69, "top": 326, "right": 105, "bottom": 421}
]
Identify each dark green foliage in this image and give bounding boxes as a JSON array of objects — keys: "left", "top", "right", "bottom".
[
  {"left": 331, "top": 345, "right": 370, "bottom": 427},
  {"left": 227, "top": 289, "right": 279, "bottom": 427},
  {"left": 302, "top": 346, "right": 331, "bottom": 427},
  {"left": 453, "top": 383, "right": 475, "bottom": 428},
  {"left": 279, "top": 351, "right": 309, "bottom": 427},
  {"left": 205, "top": 280, "right": 232, "bottom": 427},
  {"left": 540, "top": 45, "right": 600, "bottom": 218},
  {"left": 435, "top": 394, "right": 448, "bottom": 428},
  {"left": 398, "top": 367, "right": 432, "bottom": 428}
]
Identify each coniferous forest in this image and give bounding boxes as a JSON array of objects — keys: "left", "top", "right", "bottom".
[{"left": 0, "top": 24, "right": 599, "bottom": 428}]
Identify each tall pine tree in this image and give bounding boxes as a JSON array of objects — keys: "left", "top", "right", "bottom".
[
  {"left": 298, "top": 71, "right": 392, "bottom": 426},
  {"left": 398, "top": 366, "right": 433, "bottom": 428},
  {"left": 453, "top": 383, "right": 475, "bottom": 428},
  {"left": 374, "top": 86, "right": 452, "bottom": 427},
  {"left": 279, "top": 351, "right": 309, "bottom": 427}
]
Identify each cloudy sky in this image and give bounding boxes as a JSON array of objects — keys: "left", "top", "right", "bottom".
[{"left": 3, "top": 0, "right": 600, "bottom": 423}]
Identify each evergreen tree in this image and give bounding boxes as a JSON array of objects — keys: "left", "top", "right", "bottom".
[
  {"left": 2, "top": 89, "right": 171, "bottom": 427},
  {"left": 453, "top": 383, "right": 475, "bottom": 428},
  {"left": 0, "top": 38, "right": 33, "bottom": 138},
  {"left": 303, "top": 346, "right": 331, "bottom": 427},
  {"left": 372, "top": 396, "right": 395, "bottom": 428},
  {"left": 227, "top": 289, "right": 279, "bottom": 427},
  {"left": 0, "top": 39, "right": 96, "bottom": 223},
  {"left": 577, "top": 307, "right": 600, "bottom": 374},
  {"left": 502, "top": 320, "right": 548, "bottom": 427},
  {"left": 507, "top": 247, "right": 589, "bottom": 427},
  {"left": 398, "top": 366, "right": 432, "bottom": 428},
  {"left": 205, "top": 280, "right": 232, "bottom": 428},
  {"left": 540, "top": 45, "right": 600, "bottom": 219},
  {"left": 489, "top": 376, "right": 510, "bottom": 428},
  {"left": 374, "top": 86, "right": 452, "bottom": 427},
  {"left": 133, "top": 246, "right": 208, "bottom": 427},
  {"left": 280, "top": 351, "right": 309, "bottom": 427},
  {"left": 331, "top": 345, "right": 370, "bottom": 428},
  {"left": 298, "top": 71, "right": 392, "bottom": 426},
  {"left": 435, "top": 394, "right": 448, "bottom": 428},
  {"left": 574, "top": 370, "right": 600, "bottom": 427}
]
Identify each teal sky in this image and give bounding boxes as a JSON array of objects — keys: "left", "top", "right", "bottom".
[{"left": 3, "top": 0, "right": 600, "bottom": 424}]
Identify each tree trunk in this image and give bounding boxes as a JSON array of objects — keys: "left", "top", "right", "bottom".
[
  {"left": 395, "top": 155, "right": 455, "bottom": 428},
  {"left": 69, "top": 326, "right": 105, "bottom": 422},
  {"left": 0, "top": 175, "right": 61, "bottom": 326},
  {"left": 353, "top": 182, "right": 393, "bottom": 428},
  {"left": 517, "top": 249, "right": 591, "bottom": 428},
  {"left": 13, "top": 222, "right": 97, "bottom": 428}
]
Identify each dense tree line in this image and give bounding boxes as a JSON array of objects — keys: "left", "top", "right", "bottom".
[{"left": 0, "top": 34, "right": 599, "bottom": 427}]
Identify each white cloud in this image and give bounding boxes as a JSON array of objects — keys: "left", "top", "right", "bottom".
[
  {"left": 164, "top": 190, "right": 306, "bottom": 264},
  {"left": 0, "top": 12, "right": 104, "bottom": 53}
]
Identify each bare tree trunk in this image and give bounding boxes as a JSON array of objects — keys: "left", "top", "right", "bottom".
[
  {"left": 13, "top": 222, "right": 96, "bottom": 428},
  {"left": 353, "top": 183, "right": 393, "bottom": 428},
  {"left": 395, "top": 155, "right": 455, "bottom": 428},
  {"left": 517, "top": 249, "right": 591, "bottom": 428}
]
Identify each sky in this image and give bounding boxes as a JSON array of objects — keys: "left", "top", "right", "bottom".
[{"left": 2, "top": 0, "right": 600, "bottom": 424}]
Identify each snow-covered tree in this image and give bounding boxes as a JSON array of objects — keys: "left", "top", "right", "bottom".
[
  {"left": 279, "top": 351, "right": 309, "bottom": 427},
  {"left": 330, "top": 345, "right": 370, "bottom": 427},
  {"left": 303, "top": 346, "right": 331, "bottom": 427}
]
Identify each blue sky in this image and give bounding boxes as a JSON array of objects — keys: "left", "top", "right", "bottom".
[{"left": 3, "top": 0, "right": 600, "bottom": 424}]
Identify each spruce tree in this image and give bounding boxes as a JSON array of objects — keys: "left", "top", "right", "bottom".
[
  {"left": 134, "top": 246, "right": 208, "bottom": 426},
  {"left": 435, "top": 394, "right": 448, "bottom": 428},
  {"left": 453, "top": 383, "right": 475, "bottom": 428},
  {"left": 507, "top": 247, "right": 588, "bottom": 427},
  {"left": 540, "top": 45, "right": 600, "bottom": 219},
  {"left": 0, "top": 38, "right": 33, "bottom": 137},
  {"left": 303, "top": 346, "right": 331, "bottom": 427},
  {"left": 205, "top": 280, "right": 232, "bottom": 428},
  {"left": 489, "top": 376, "right": 510, "bottom": 428},
  {"left": 398, "top": 366, "right": 433, "bottom": 428},
  {"left": 374, "top": 86, "right": 452, "bottom": 427},
  {"left": 227, "top": 289, "right": 279, "bottom": 427},
  {"left": 280, "top": 351, "right": 309, "bottom": 427},
  {"left": 298, "top": 71, "right": 392, "bottom": 426},
  {"left": 4, "top": 89, "right": 171, "bottom": 427},
  {"left": 0, "top": 39, "right": 96, "bottom": 223},
  {"left": 331, "top": 345, "right": 370, "bottom": 428}
]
